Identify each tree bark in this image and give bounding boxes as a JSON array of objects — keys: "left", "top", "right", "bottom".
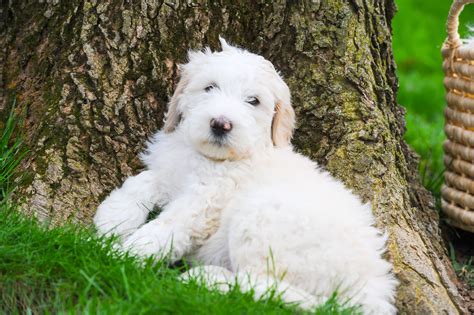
[{"left": 0, "top": 0, "right": 466, "bottom": 313}]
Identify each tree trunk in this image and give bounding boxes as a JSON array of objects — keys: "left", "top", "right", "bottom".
[{"left": 0, "top": 0, "right": 466, "bottom": 313}]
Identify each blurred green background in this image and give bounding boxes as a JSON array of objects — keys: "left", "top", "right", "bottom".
[{"left": 393, "top": 0, "right": 474, "bottom": 197}]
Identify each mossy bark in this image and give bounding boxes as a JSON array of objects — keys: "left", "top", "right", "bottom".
[{"left": 0, "top": 0, "right": 465, "bottom": 313}]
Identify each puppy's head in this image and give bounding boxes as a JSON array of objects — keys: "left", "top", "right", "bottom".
[{"left": 164, "top": 38, "right": 295, "bottom": 161}]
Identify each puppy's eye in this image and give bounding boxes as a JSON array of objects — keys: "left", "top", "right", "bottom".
[
  {"left": 205, "top": 83, "right": 218, "bottom": 92},
  {"left": 246, "top": 97, "right": 260, "bottom": 106}
]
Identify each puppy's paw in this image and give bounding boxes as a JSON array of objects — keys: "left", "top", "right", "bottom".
[
  {"left": 122, "top": 223, "right": 174, "bottom": 260},
  {"left": 93, "top": 202, "right": 139, "bottom": 239}
]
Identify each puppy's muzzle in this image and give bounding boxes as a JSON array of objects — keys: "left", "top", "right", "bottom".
[{"left": 210, "top": 116, "right": 233, "bottom": 137}]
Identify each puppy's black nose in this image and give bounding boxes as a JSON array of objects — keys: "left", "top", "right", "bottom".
[{"left": 210, "top": 116, "right": 233, "bottom": 136}]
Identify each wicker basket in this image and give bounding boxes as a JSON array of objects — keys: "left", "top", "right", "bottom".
[{"left": 441, "top": 0, "right": 474, "bottom": 232}]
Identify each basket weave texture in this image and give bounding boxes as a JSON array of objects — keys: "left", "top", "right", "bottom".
[{"left": 441, "top": 0, "right": 474, "bottom": 232}]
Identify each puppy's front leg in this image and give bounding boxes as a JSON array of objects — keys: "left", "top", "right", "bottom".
[
  {"left": 123, "top": 191, "right": 218, "bottom": 262},
  {"left": 93, "top": 170, "right": 163, "bottom": 239}
]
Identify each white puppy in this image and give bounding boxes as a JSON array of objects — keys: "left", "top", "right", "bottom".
[{"left": 94, "top": 38, "right": 397, "bottom": 314}]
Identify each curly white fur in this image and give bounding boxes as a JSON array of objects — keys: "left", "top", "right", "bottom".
[{"left": 94, "top": 38, "right": 398, "bottom": 314}]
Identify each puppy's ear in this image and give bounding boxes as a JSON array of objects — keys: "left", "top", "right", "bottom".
[
  {"left": 272, "top": 100, "right": 295, "bottom": 147},
  {"left": 163, "top": 68, "right": 188, "bottom": 133},
  {"left": 271, "top": 80, "right": 295, "bottom": 147}
]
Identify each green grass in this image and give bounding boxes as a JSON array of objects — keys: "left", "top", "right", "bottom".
[
  {"left": 0, "top": 205, "right": 358, "bottom": 314},
  {"left": 0, "top": 100, "right": 26, "bottom": 200},
  {"left": 1, "top": 207, "right": 356, "bottom": 314},
  {"left": 0, "top": 109, "right": 355, "bottom": 314}
]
